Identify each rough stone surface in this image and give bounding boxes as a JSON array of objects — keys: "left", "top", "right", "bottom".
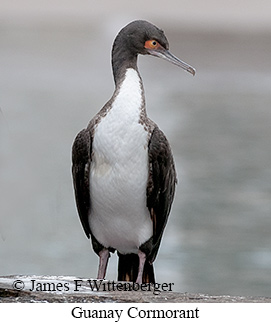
[{"left": 0, "top": 275, "right": 270, "bottom": 303}]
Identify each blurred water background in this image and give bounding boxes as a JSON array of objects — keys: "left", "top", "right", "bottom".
[{"left": 1, "top": 0, "right": 271, "bottom": 297}]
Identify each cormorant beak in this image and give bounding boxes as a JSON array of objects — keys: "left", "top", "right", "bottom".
[{"left": 148, "top": 47, "right": 196, "bottom": 76}]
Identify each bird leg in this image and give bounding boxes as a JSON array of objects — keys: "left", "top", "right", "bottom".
[
  {"left": 135, "top": 250, "right": 146, "bottom": 284},
  {"left": 97, "top": 248, "right": 110, "bottom": 279}
]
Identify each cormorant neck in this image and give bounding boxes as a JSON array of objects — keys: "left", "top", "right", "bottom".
[
  {"left": 110, "top": 34, "right": 147, "bottom": 119},
  {"left": 111, "top": 37, "right": 139, "bottom": 87}
]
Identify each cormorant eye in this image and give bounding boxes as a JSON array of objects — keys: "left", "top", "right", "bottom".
[{"left": 144, "top": 40, "right": 160, "bottom": 50}]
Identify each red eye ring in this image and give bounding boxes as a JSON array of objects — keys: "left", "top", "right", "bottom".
[{"left": 144, "top": 40, "right": 160, "bottom": 50}]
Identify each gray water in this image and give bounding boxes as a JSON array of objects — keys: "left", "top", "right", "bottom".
[{"left": 1, "top": 23, "right": 271, "bottom": 297}]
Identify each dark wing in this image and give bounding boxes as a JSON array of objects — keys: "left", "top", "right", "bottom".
[
  {"left": 72, "top": 129, "right": 92, "bottom": 238},
  {"left": 147, "top": 126, "right": 177, "bottom": 263}
]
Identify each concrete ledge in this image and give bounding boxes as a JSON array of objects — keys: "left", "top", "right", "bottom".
[{"left": 0, "top": 275, "right": 270, "bottom": 303}]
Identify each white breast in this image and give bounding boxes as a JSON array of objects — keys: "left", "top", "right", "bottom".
[{"left": 89, "top": 68, "right": 152, "bottom": 254}]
